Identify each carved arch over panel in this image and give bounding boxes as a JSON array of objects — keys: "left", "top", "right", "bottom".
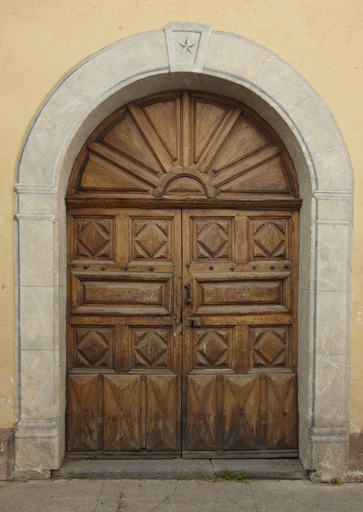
[{"left": 67, "top": 92, "right": 299, "bottom": 206}]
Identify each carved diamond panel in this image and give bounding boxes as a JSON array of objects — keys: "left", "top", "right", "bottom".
[
  {"left": 194, "top": 328, "right": 231, "bottom": 369},
  {"left": 75, "top": 218, "right": 114, "bottom": 260},
  {"left": 253, "top": 327, "right": 288, "bottom": 367},
  {"left": 75, "top": 327, "right": 112, "bottom": 368},
  {"left": 252, "top": 219, "right": 287, "bottom": 259},
  {"left": 132, "top": 218, "right": 171, "bottom": 260},
  {"left": 132, "top": 328, "right": 171, "bottom": 369},
  {"left": 194, "top": 219, "right": 232, "bottom": 260}
]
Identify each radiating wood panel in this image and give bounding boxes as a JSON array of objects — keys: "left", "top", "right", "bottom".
[
  {"left": 142, "top": 97, "right": 180, "bottom": 163},
  {"left": 67, "top": 91, "right": 299, "bottom": 202},
  {"left": 103, "top": 110, "right": 163, "bottom": 173}
]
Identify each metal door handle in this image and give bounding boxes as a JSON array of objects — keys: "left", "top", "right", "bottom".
[{"left": 184, "top": 283, "right": 191, "bottom": 305}]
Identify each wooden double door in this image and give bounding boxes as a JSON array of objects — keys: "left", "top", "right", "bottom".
[{"left": 66, "top": 206, "right": 299, "bottom": 458}]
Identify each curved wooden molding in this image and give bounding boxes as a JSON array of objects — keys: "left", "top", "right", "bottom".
[{"left": 153, "top": 167, "right": 217, "bottom": 198}]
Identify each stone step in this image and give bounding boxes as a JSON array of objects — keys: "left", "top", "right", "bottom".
[{"left": 52, "top": 458, "right": 308, "bottom": 481}]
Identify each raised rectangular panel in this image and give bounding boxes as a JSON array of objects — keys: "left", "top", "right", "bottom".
[
  {"left": 84, "top": 282, "right": 162, "bottom": 305},
  {"left": 71, "top": 273, "right": 173, "bottom": 315},
  {"left": 193, "top": 274, "right": 291, "bottom": 315},
  {"left": 202, "top": 280, "right": 281, "bottom": 304}
]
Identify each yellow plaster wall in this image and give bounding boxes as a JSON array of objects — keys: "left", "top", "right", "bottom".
[{"left": 1, "top": 0, "right": 362, "bottom": 431}]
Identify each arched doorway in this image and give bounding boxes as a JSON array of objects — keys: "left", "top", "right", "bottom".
[
  {"left": 66, "top": 91, "right": 300, "bottom": 457},
  {"left": 14, "top": 23, "right": 353, "bottom": 480}
]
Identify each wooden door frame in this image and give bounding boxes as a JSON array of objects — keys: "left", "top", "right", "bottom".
[{"left": 14, "top": 23, "right": 353, "bottom": 481}]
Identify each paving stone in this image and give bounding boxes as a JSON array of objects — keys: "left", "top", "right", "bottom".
[
  {"left": 1, "top": 478, "right": 363, "bottom": 512},
  {"left": 249, "top": 479, "right": 363, "bottom": 512}
]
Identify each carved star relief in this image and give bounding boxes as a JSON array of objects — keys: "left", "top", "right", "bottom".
[{"left": 179, "top": 38, "right": 196, "bottom": 54}]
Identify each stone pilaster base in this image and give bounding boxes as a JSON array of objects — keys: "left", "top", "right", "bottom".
[{"left": 14, "top": 418, "right": 64, "bottom": 480}]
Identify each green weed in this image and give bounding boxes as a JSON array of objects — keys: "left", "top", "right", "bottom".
[
  {"left": 201, "top": 468, "right": 249, "bottom": 483},
  {"left": 326, "top": 479, "right": 344, "bottom": 486}
]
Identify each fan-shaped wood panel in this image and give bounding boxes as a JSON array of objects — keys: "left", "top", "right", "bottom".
[{"left": 67, "top": 92, "right": 300, "bottom": 207}]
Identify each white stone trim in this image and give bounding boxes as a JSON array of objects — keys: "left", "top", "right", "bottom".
[{"left": 14, "top": 22, "right": 353, "bottom": 481}]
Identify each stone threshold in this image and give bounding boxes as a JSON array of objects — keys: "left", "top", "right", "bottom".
[{"left": 52, "top": 458, "right": 308, "bottom": 480}]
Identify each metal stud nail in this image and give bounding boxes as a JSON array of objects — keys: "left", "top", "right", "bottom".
[
  {"left": 101, "top": 266, "right": 106, "bottom": 271},
  {"left": 124, "top": 265, "right": 129, "bottom": 271},
  {"left": 230, "top": 267, "right": 235, "bottom": 272},
  {"left": 186, "top": 263, "right": 190, "bottom": 268},
  {"left": 83, "top": 264, "right": 89, "bottom": 269},
  {"left": 252, "top": 265, "right": 256, "bottom": 270},
  {"left": 71, "top": 263, "right": 76, "bottom": 268},
  {"left": 284, "top": 264, "right": 289, "bottom": 269},
  {"left": 149, "top": 266, "right": 155, "bottom": 272},
  {"left": 270, "top": 265, "right": 275, "bottom": 270},
  {"left": 209, "top": 266, "right": 214, "bottom": 271}
]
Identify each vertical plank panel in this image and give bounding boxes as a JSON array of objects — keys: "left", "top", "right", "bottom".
[
  {"left": 266, "top": 374, "right": 297, "bottom": 449},
  {"left": 223, "top": 375, "right": 260, "bottom": 451},
  {"left": 147, "top": 376, "right": 178, "bottom": 451},
  {"left": 103, "top": 376, "right": 141, "bottom": 451},
  {"left": 186, "top": 376, "right": 216, "bottom": 451},
  {"left": 67, "top": 376, "right": 98, "bottom": 451}
]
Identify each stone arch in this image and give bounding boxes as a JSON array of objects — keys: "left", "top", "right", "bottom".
[{"left": 14, "top": 22, "right": 353, "bottom": 480}]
